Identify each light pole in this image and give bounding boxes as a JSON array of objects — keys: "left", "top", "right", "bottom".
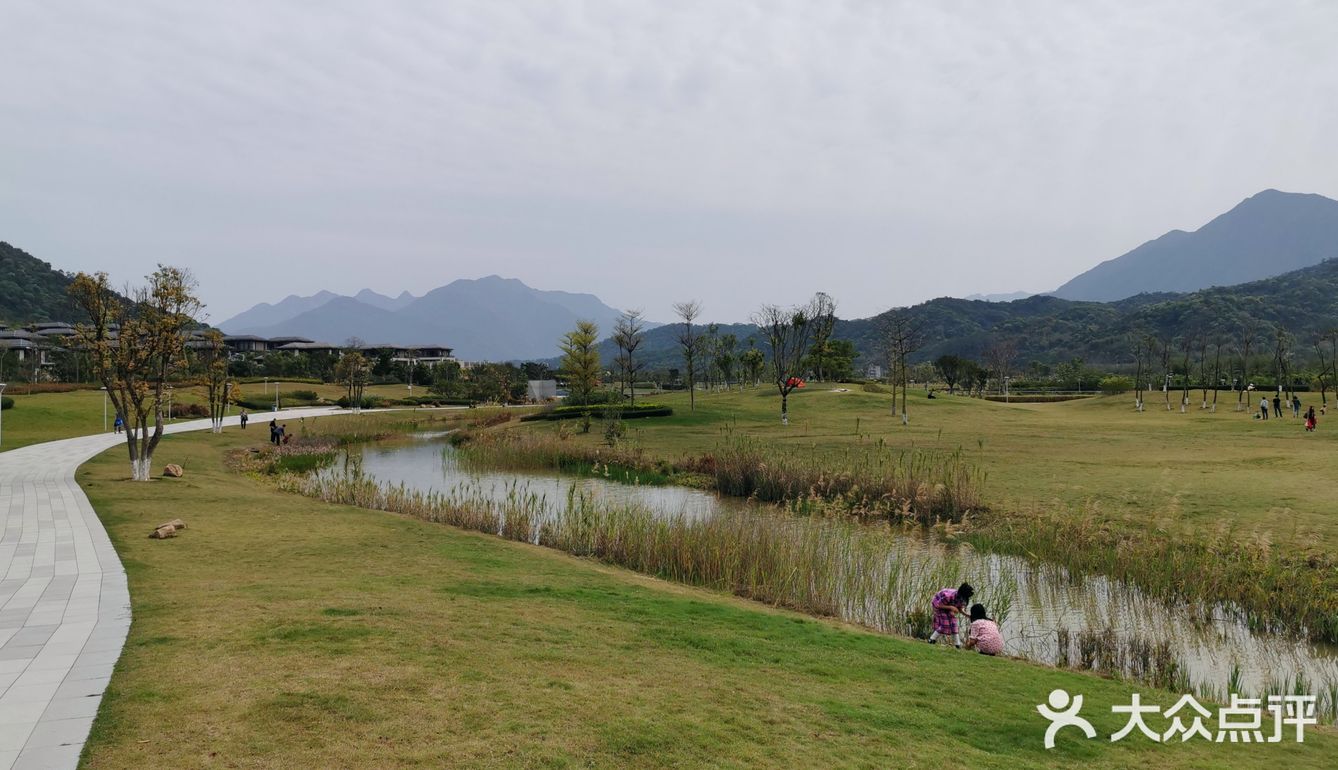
[
  {"left": 166, "top": 386, "right": 173, "bottom": 422},
  {"left": 1004, "top": 376, "right": 1010, "bottom": 403},
  {"left": 0, "top": 382, "right": 6, "bottom": 449},
  {"left": 101, "top": 386, "right": 108, "bottom": 432}
]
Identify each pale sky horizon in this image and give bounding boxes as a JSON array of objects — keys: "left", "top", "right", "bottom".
[{"left": 3, "top": 1, "right": 1336, "bottom": 324}]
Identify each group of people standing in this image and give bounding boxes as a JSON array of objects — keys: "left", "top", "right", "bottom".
[
  {"left": 1257, "top": 392, "right": 1323, "bottom": 432},
  {"left": 268, "top": 418, "right": 289, "bottom": 445}
]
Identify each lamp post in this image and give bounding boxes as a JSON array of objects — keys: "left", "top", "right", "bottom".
[
  {"left": 101, "top": 386, "right": 108, "bottom": 432},
  {"left": 1004, "top": 375, "right": 1010, "bottom": 404},
  {"left": 274, "top": 382, "right": 280, "bottom": 412},
  {"left": 0, "top": 382, "right": 6, "bottom": 448},
  {"left": 166, "top": 386, "right": 174, "bottom": 422}
]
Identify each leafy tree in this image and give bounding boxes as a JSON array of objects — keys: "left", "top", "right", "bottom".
[
  {"left": 934, "top": 354, "right": 967, "bottom": 394},
  {"left": 200, "top": 329, "right": 231, "bottom": 433},
  {"left": 559, "top": 320, "right": 601, "bottom": 406},
  {"left": 713, "top": 333, "right": 738, "bottom": 389},
  {"left": 335, "top": 340, "right": 370, "bottom": 411},
  {"left": 740, "top": 343, "right": 765, "bottom": 388},
  {"left": 69, "top": 267, "right": 201, "bottom": 480}
]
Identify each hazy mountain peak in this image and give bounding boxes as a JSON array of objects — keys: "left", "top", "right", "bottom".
[{"left": 1051, "top": 189, "right": 1338, "bottom": 301}]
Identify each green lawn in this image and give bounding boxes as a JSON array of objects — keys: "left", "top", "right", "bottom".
[
  {"left": 78, "top": 429, "right": 1334, "bottom": 768},
  {"left": 0, "top": 389, "right": 109, "bottom": 451},
  {"left": 552, "top": 386, "right": 1338, "bottom": 550}
]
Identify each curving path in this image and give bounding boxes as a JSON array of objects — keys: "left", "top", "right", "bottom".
[{"left": 0, "top": 408, "right": 347, "bottom": 769}]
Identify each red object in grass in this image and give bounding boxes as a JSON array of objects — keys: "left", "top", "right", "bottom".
[{"left": 786, "top": 377, "right": 806, "bottom": 388}]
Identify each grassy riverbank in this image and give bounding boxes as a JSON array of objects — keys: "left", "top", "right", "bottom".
[
  {"left": 493, "top": 387, "right": 1338, "bottom": 640},
  {"left": 78, "top": 429, "right": 1334, "bottom": 767}
]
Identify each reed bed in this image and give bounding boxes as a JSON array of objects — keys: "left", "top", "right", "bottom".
[
  {"left": 702, "top": 437, "right": 985, "bottom": 524},
  {"left": 278, "top": 471, "right": 1009, "bottom": 638},
  {"left": 297, "top": 408, "right": 512, "bottom": 445},
  {"left": 967, "top": 504, "right": 1338, "bottom": 643}
]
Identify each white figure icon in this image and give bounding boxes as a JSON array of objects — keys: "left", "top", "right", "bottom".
[{"left": 1038, "top": 689, "right": 1097, "bottom": 749}]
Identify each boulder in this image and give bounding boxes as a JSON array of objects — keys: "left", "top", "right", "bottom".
[{"left": 163, "top": 464, "right": 184, "bottom": 478}]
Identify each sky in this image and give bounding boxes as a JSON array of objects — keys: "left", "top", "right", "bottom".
[{"left": 2, "top": 1, "right": 1336, "bottom": 325}]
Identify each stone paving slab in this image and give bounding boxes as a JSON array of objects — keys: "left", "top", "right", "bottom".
[{"left": 0, "top": 407, "right": 348, "bottom": 769}]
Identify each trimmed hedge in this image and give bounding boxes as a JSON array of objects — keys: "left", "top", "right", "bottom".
[
  {"left": 520, "top": 404, "right": 673, "bottom": 422},
  {"left": 336, "top": 395, "right": 386, "bottom": 409},
  {"left": 1, "top": 396, "right": 13, "bottom": 411}
]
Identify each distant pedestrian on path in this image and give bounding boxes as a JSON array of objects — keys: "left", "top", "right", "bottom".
[
  {"left": 1292, "top": 395, "right": 1302, "bottom": 418},
  {"left": 240, "top": 409, "right": 249, "bottom": 429},
  {"left": 1259, "top": 397, "right": 1269, "bottom": 420},
  {"left": 1273, "top": 394, "right": 1283, "bottom": 418},
  {"left": 113, "top": 415, "right": 123, "bottom": 434}
]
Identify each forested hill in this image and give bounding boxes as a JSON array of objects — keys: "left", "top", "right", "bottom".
[
  {"left": 594, "top": 260, "right": 1338, "bottom": 371},
  {"left": 0, "top": 241, "right": 93, "bottom": 323}
]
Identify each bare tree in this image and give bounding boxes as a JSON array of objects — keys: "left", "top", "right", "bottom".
[
  {"left": 808, "top": 292, "right": 837, "bottom": 382},
  {"left": 1130, "top": 332, "right": 1156, "bottom": 412},
  {"left": 1315, "top": 329, "right": 1337, "bottom": 409},
  {"left": 1159, "top": 335, "right": 1174, "bottom": 410},
  {"left": 1235, "top": 320, "right": 1259, "bottom": 410},
  {"left": 982, "top": 337, "right": 1019, "bottom": 395},
  {"left": 70, "top": 267, "right": 202, "bottom": 480},
  {"left": 1176, "top": 333, "right": 1196, "bottom": 412},
  {"left": 673, "top": 301, "right": 702, "bottom": 411},
  {"left": 883, "top": 310, "right": 924, "bottom": 424},
  {"left": 1272, "top": 327, "right": 1294, "bottom": 401},
  {"left": 1209, "top": 333, "right": 1226, "bottom": 412},
  {"left": 752, "top": 298, "right": 818, "bottom": 425},
  {"left": 612, "top": 309, "right": 646, "bottom": 407}
]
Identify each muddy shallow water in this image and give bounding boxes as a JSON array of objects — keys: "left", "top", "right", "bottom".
[{"left": 329, "top": 434, "right": 1338, "bottom": 702}]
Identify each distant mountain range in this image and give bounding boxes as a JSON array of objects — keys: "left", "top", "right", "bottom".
[
  {"left": 1052, "top": 189, "right": 1338, "bottom": 301},
  {"left": 219, "top": 276, "right": 636, "bottom": 361}
]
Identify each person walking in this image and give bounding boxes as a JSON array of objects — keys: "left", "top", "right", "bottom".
[
  {"left": 269, "top": 418, "right": 278, "bottom": 445},
  {"left": 113, "top": 415, "right": 123, "bottom": 434},
  {"left": 1292, "top": 395, "right": 1302, "bottom": 418},
  {"left": 1305, "top": 406, "right": 1317, "bottom": 432},
  {"left": 1273, "top": 394, "right": 1283, "bottom": 418},
  {"left": 1260, "top": 396, "right": 1270, "bottom": 420},
  {"left": 240, "top": 409, "right": 249, "bottom": 429}
]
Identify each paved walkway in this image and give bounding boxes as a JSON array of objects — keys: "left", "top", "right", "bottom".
[{"left": 0, "top": 408, "right": 345, "bottom": 769}]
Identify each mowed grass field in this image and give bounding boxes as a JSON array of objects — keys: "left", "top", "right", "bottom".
[
  {"left": 77, "top": 429, "right": 1335, "bottom": 768},
  {"left": 549, "top": 386, "right": 1338, "bottom": 550}
]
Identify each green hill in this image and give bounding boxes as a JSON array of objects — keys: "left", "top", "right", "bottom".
[
  {"left": 0, "top": 241, "right": 92, "bottom": 323},
  {"left": 600, "top": 260, "right": 1338, "bottom": 373}
]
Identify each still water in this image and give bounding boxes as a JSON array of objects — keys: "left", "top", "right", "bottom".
[{"left": 333, "top": 433, "right": 1338, "bottom": 702}]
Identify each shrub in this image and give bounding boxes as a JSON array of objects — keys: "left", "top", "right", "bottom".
[
  {"left": 174, "top": 402, "right": 209, "bottom": 418},
  {"left": 335, "top": 395, "right": 385, "bottom": 409},
  {"left": 1, "top": 396, "right": 12, "bottom": 411},
  {"left": 519, "top": 403, "right": 672, "bottom": 422},
  {"left": 282, "top": 389, "right": 320, "bottom": 402},
  {"left": 1099, "top": 375, "right": 1134, "bottom": 395}
]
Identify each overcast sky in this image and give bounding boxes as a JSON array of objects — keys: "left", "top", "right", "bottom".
[{"left": 3, "top": 1, "right": 1336, "bottom": 324}]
